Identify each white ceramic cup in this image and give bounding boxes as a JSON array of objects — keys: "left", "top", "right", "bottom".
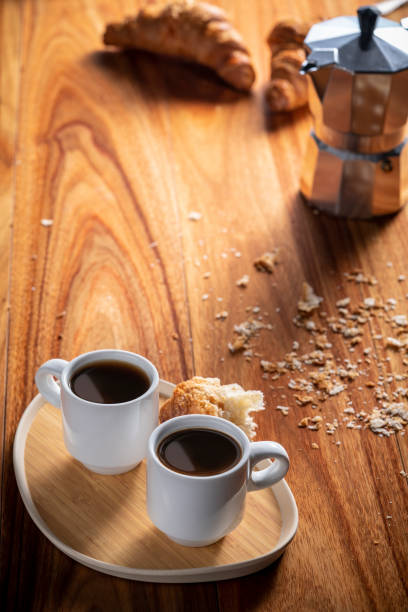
[
  {"left": 35, "top": 349, "right": 159, "bottom": 475},
  {"left": 146, "top": 414, "right": 289, "bottom": 547}
]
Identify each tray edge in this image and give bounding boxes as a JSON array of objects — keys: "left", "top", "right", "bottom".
[{"left": 13, "top": 382, "right": 298, "bottom": 583}]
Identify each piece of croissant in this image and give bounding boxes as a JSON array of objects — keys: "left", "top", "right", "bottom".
[{"left": 159, "top": 376, "right": 264, "bottom": 440}]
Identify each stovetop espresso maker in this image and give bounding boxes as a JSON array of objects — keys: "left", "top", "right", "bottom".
[{"left": 300, "top": 3, "right": 408, "bottom": 218}]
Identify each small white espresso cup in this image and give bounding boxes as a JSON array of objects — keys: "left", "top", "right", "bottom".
[
  {"left": 146, "top": 414, "right": 289, "bottom": 547},
  {"left": 35, "top": 349, "right": 159, "bottom": 475}
]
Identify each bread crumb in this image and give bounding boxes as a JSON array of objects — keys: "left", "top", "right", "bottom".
[
  {"left": 298, "top": 282, "right": 323, "bottom": 314},
  {"left": 311, "top": 442, "right": 319, "bottom": 449},
  {"left": 295, "top": 394, "right": 313, "bottom": 406},
  {"left": 386, "top": 337, "right": 403, "bottom": 349},
  {"left": 236, "top": 274, "right": 250, "bottom": 288},
  {"left": 40, "top": 219, "right": 53, "bottom": 227},
  {"left": 188, "top": 211, "right": 202, "bottom": 221},
  {"left": 254, "top": 249, "right": 279, "bottom": 273},
  {"left": 336, "top": 297, "right": 350, "bottom": 308},
  {"left": 215, "top": 311, "right": 229, "bottom": 320},
  {"left": 298, "top": 417, "right": 310, "bottom": 428},
  {"left": 228, "top": 336, "right": 247, "bottom": 353},
  {"left": 392, "top": 315, "right": 407, "bottom": 326},
  {"left": 228, "top": 319, "right": 266, "bottom": 353}
]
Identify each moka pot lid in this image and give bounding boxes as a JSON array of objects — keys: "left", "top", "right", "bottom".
[{"left": 303, "top": 6, "right": 408, "bottom": 73}]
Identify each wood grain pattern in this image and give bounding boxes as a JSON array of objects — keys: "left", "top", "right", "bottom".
[
  {"left": 1, "top": 0, "right": 408, "bottom": 610},
  {"left": 0, "top": 0, "right": 20, "bottom": 486},
  {"left": 0, "top": 1, "right": 22, "bottom": 607}
]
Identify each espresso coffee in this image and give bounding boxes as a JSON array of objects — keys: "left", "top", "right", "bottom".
[
  {"left": 70, "top": 360, "right": 151, "bottom": 404},
  {"left": 157, "top": 428, "right": 242, "bottom": 476}
]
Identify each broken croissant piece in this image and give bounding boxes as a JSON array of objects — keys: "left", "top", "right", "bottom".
[
  {"left": 265, "top": 20, "right": 310, "bottom": 112},
  {"left": 159, "top": 376, "right": 264, "bottom": 439},
  {"left": 103, "top": 0, "right": 255, "bottom": 91}
]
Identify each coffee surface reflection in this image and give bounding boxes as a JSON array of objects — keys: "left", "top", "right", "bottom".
[
  {"left": 70, "top": 360, "right": 151, "bottom": 404},
  {"left": 157, "top": 427, "right": 242, "bottom": 476}
]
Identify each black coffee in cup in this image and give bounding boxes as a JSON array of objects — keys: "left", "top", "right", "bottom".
[
  {"left": 157, "top": 428, "right": 242, "bottom": 476},
  {"left": 70, "top": 360, "right": 151, "bottom": 404}
]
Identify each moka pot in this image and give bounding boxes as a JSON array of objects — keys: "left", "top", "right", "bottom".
[{"left": 300, "top": 5, "right": 408, "bottom": 218}]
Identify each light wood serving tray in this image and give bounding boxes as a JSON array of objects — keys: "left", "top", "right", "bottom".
[{"left": 13, "top": 380, "right": 298, "bottom": 583}]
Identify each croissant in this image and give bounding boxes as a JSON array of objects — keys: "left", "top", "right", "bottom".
[
  {"left": 103, "top": 0, "right": 255, "bottom": 91},
  {"left": 265, "top": 20, "right": 310, "bottom": 112}
]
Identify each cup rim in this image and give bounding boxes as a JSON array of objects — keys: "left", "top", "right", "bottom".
[
  {"left": 60, "top": 349, "right": 159, "bottom": 407},
  {"left": 148, "top": 414, "right": 251, "bottom": 480}
]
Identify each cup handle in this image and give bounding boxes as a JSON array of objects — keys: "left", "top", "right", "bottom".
[
  {"left": 35, "top": 359, "right": 68, "bottom": 408},
  {"left": 247, "top": 441, "right": 289, "bottom": 491}
]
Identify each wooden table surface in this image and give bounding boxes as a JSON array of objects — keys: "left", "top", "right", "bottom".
[{"left": 1, "top": 0, "right": 408, "bottom": 610}]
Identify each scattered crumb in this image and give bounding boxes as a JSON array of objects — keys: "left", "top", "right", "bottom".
[
  {"left": 254, "top": 249, "right": 279, "bottom": 273},
  {"left": 188, "top": 211, "right": 202, "bottom": 221},
  {"left": 392, "top": 314, "right": 407, "bottom": 326},
  {"left": 344, "top": 270, "right": 378, "bottom": 285},
  {"left": 202, "top": 294, "right": 209, "bottom": 301},
  {"left": 215, "top": 311, "right": 228, "bottom": 320},
  {"left": 228, "top": 319, "right": 266, "bottom": 353},
  {"left": 336, "top": 297, "right": 350, "bottom": 308},
  {"left": 224, "top": 272, "right": 408, "bottom": 450},
  {"left": 40, "top": 219, "right": 53, "bottom": 227},
  {"left": 236, "top": 274, "right": 250, "bottom": 288},
  {"left": 311, "top": 442, "right": 319, "bottom": 449},
  {"left": 297, "top": 282, "right": 323, "bottom": 315}
]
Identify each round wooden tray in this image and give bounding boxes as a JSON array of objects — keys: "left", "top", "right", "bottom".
[{"left": 13, "top": 380, "right": 298, "bottom": 583}]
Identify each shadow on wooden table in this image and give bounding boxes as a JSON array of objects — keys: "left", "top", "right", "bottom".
[
  {"left": 86, "top": 50, "right": 251, "bottom": 105},
  {"left": 291, "top": 192, "right": 398, "bottom": 282},
  {"left": 216, "top": 554, "right": 287, "bottom": 611},
  {"left": 263, "top": 105, "right": 310, "bottom": 133}
]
